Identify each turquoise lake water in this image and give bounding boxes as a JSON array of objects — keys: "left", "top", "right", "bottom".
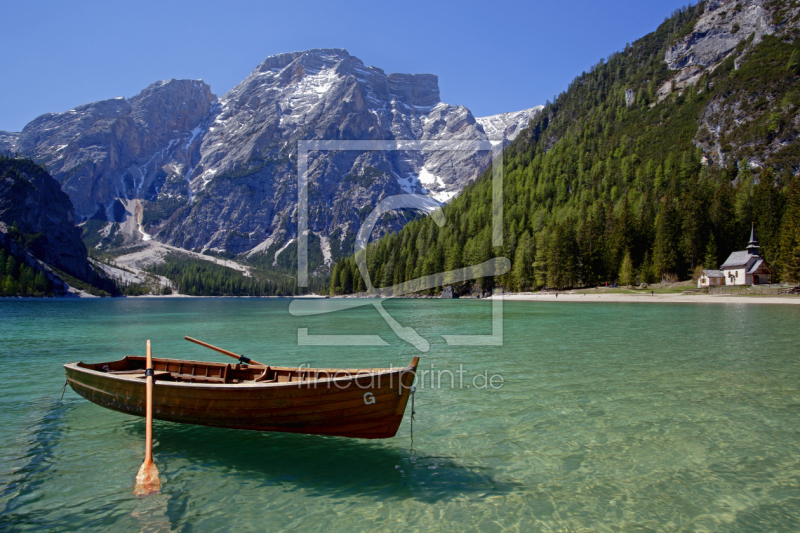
[{"left": 1, "top": 298, "right": 799, "bottom": 531}]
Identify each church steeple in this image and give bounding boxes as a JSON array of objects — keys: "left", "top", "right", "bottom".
[{"left": 746, "top": 222, "right": 760, "bottom": 256}]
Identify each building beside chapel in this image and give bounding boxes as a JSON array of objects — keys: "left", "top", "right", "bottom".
[
  {"left": 697, "top": 270, "right": 724, "bottom": 288},
  {"left": 719, "top": 225, "right": 773, "bottom": 286}
]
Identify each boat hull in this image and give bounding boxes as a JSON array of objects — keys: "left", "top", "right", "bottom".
[{"left": 64, "top": 357, "right": 418, "bottom": 439}]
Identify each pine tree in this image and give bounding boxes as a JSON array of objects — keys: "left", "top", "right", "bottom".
[
  {"left": 751, "top": 169, "right": 785, "bottom": 263},
  {"left": 4, "top": 275, "right": 16, "bottom": 295},
  {"left": 355, "top": 266, "right": 367, "bottom": 293},
  {"left": 611, "top": 198, "right": 633, "bottom": 269},
  {"left": 381, "top": 252, "right": 396, "bottom": 288},
  {"left": 6, "top": 256, "right": 16, "bottom": 279},
  {"left": 640, "top": 251, "right": 656, "bottom": 284},
  {"left": 512, "top": 231, "right": 534, "bottom": 291},
  {"left": 681, "top": 174, "right": 709, "bottom": 270},
  {"left": 704, "top": 233, "right": 719, "bottom": 270},
  {"left": 533, "top": 233, "right": 549, "bottom": 289},
  {"left": 547, "top": 222, "right": 579, "bottom": 289},
  {"left": 619, "top": 251, "right": 634, "bottom": 287},
  {"left": 329, "top": 262, "right": 342, "bottom": 294},
  {"left": 711, "top": 180, "right": 738, "bottom": 261},
  {"left": 654, "top": 197, "right": 681, "bottom": 279},
  {"left": 339, "top": 261, "right": 353, "bottom": 293},
  {"left": 19, "top": 265, "right": 32, "bottom": 295}
]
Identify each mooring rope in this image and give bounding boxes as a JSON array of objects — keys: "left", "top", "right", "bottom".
[
  {"left": 60, "top": 380, "right": 68, "bottom": 404},
  {"left": 410, "top": 386, "right": 416, "bottom": 450}
]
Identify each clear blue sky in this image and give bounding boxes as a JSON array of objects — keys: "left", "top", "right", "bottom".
[{"left": 2, "top": 0, "right": 691, "bottom": 132}]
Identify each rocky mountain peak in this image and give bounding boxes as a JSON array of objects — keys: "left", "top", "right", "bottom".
[
  {"left": 476, "top": 106, "right": 545, "bottom": 141},
  {"left": 387, "top": 73, "right": 440, "bottom": 108},
  {"left": 10, "top": 49, "right": 541, "bottom": 271},
  {"left": 13, "top": 79, "right": 216, "bottom": 219}
]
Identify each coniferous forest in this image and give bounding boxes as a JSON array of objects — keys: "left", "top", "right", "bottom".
[
  {"left": 0, "top": 243, "right": 52, "bottom": 296},
  {"left": 147, "top": 254, "right": 328, "bottom": 296},
  {"left": 331, "top": 3, "right": 800, "bottom": 294}
]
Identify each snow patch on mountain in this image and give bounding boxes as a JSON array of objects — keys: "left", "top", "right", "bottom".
[{"left": 476, "top": 106, "right": 544, "bottom": 141}]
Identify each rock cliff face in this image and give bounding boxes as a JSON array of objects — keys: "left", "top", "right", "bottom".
[
  {"left": 665, "top": 0, "right": 777, "bottom": 70},
  {"left": 16, "top": 80, "right": 216, "bottom": 220},
  {"left": 0, "top": 131, "right": 18, "bottom": 154},
  {"left": 657, "top": 0, "right": 800, "bottom": 168},
  {"left": 0, "top": 158, "right": 92, "bottom": 281},
  {"left": 12, "top": 49, "right": 540, "bottom": 268},
  {"left": 657, "top": 0, "right": 800, "bottom": 98}
]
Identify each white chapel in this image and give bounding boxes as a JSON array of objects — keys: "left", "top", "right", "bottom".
[{"left": 719, "top": 225, "right": 773, "bottom": 286}]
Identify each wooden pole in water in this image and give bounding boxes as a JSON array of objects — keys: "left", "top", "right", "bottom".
[{"left": 134, "top": 339, "right": 160, "bottom": 496}]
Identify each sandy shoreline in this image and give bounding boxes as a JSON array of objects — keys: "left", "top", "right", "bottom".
[
  {"left": 488, "top": 292, "right": 800, "bottom": 305},
  {"left": 106, "top": 292, "right": 800, "bottom": 305},
  {"left": 8, "top": 290, "right": 797, "bottom": 305}
]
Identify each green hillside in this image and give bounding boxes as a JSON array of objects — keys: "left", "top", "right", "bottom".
[{"left": 331, "top": 1, "right": 800, "bottom": 294}]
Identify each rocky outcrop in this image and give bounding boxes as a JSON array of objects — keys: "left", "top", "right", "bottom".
[
  {"left": 659, "top": 0, "right": 800, "bottom": 101},
  {"left": 624, "top": 89, "right": 636, "bottom": 107},
  {"left": 0, "top": 158, "right": 92, "bottom": 281},
  {"left": 440, "top": 285, "right": 458, "bottom": 298},
  {"left": 0, "top": 131, "right": 18, "bottom": 154},
  {"left": 655, "top": 0, "right": 800, "bottom": 169},
  {"left": 665, "top": 0, "right": 777, "bottom": 71}
]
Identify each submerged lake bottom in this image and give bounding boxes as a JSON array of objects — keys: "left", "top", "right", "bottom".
[{"left": 1, "top": 298, "right": 799, "bottom": 531}]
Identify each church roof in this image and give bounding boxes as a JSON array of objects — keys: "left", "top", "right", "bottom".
[
  {"left": 702, "top": 269, "right": 724, "bottom": 278},
  {"left": 721, "top": 251, "right": 753, "bottom": 268},
  {"left": 747, "top": 259, "right": 765, "bottom": 274},
  {"left": 721, "top": 226, "right": 771, "bottom": 269}
]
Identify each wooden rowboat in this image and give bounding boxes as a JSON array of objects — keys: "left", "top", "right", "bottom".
[{"left": 64, "top": 355, "right": 419, "bottom": 439}]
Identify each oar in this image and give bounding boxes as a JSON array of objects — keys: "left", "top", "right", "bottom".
[
  {"left": 184, "top": 336, "right": 264, "bottom": 366},
  {"left": 134, "top": 339, "right": 160, "bottom": 496}
]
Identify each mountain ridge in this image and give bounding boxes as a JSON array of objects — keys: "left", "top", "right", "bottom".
[{"left": 5, "top": 48, "right": 540, "bottom": 275}]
